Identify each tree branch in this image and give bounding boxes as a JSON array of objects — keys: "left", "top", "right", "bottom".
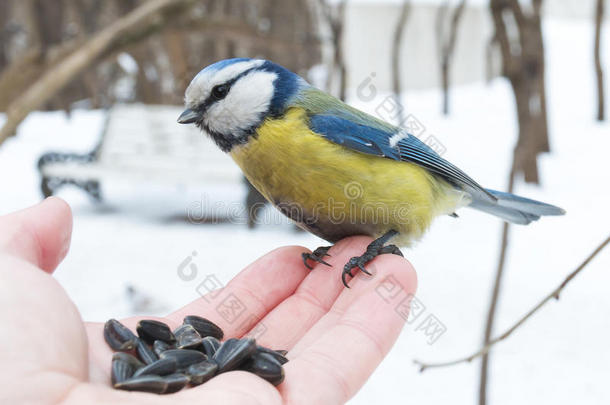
[
  {"left": 594, "top": 0, "right": 605, "bottom": 121},
  {"left": 413, "top": 234, "right": 610, "bottom": 372},
  {"left": 439, "top": 0, "right": 466, "bottom": 115},
  {"left": 478, "top": 154, "right": 516, "bottom": 405},
  {"left": 0, "top": 0, "right": 196, "bottom": 146}
]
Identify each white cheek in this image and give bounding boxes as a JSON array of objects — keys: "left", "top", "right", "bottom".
[{"left": 204, "top": 71, "right": 277, "bottom": 136}]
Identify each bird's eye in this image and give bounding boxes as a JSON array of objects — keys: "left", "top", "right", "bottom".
[{"left": 211, "top": 84, "right": 229, "bottom": 100}]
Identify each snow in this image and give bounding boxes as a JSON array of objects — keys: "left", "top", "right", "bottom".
[{"left": 1, "top": 18, "right": 609, "bottom": 405}]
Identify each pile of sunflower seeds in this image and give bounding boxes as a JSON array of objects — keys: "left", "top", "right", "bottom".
[{"left": 104, "top": 316, "right": 287, "bottom": 394}]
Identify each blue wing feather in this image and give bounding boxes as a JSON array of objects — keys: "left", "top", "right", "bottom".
[
  {"left": 309, "top": 115, "right": 396, "bottom": 157},
  {"left": 307, "top": 113, "right": 495, "bottom": 201}
]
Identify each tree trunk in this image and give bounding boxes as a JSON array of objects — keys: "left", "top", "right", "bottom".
[
  {"left": 489, "top": 0, "right": 548, "bottom": 185},
  {"left": 594, "top": 0, "right": 605, "bottom": 121}
]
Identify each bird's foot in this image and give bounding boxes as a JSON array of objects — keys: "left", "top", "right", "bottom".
[
  {"left": 302, "top": 246, "right": 332, "bottom": 270},
  {"left": 342, "top": 230, "right": 403, "bottom": 288}
]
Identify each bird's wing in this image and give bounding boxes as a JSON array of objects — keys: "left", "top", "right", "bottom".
[{"left": 298, "top": 89, "right": 495, "bottom": 201}]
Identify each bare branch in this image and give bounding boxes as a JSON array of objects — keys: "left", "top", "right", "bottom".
[
  {"left": 0, "top": 0, "right": 196, "bottom": 145},
  {"left": 316, "top": 0, "right": 348, "bottom": 100},
  {"left": 413, "top": 234, "right": 610, "bottom": 372},
  {"left": 478, "top": 155, "right": 516, "bottom": 405},
  {"left": 506, "top": 0, "right": 526, "bottom": 27},
  {"left": 438, "top": 0, "right": 466, "bottom": 115},
  {"left": 594, "top": 0, "right": 605, "bottom": 121}
]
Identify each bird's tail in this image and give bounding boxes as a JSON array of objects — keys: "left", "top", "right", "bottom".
[{"left": 468, "top": 189, "right": 565, "bottom": 225}]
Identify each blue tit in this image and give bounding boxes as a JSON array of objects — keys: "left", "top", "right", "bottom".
[{"left": 178, "top": 58, "right": 565, "bottom": 287}]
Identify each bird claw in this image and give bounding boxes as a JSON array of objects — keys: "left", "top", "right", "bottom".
[
  {"left": 358, "top": 263, "right": 372, "bottom": 275},
  {"left": 342, "top": 257, "right": 370, "bottom": 288},
  {"left": 302, "top": 246, "right": 332, "bottom": 270},
  {"left": 341, "top": 231, "right": 403, "bottom": 287}
]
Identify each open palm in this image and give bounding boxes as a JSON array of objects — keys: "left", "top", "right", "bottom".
[{"left": 0, "top": 198, "right": 416, "bottom": 405}]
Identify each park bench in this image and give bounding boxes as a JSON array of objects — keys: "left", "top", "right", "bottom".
[{"left": 37, "top": 104, "right": 267, "bottom": 225}]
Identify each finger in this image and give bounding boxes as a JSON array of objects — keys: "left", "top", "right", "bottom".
[
  {"left": 288, "top": 245, "right": 412, "bottom": 357},
  {"left": 176, "top": 371, "right": 282, "bottom": 404},
  {"left": 281, "top": 254, "right": 416, "bottom": 403},
  {"left": 0, "top": 254, "right": 89, "bottom": 396},
  {"left": 247, "top": 236, "right": 374, "bottom": 349},
  {"left": 168, "top": 245, "right": 310, "bottom": 339},
  {"left": 0, "top": 197, "right": 72, "bottom": 273},
  {"left": 61, "top": 371, "right": 281, "bottom": 405}
]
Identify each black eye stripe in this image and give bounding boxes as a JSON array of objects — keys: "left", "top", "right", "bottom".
[{"left": 197, "top": 67, "right": 261, "bottom": 112}]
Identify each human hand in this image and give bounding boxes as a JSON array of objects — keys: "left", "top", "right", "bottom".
[{"left": 0, "top": 198, "right": 416, "bottom": 404}]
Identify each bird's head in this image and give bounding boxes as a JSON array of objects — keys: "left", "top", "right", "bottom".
[{"left": 178, "top": 58, "right": 307, "bottom": 152}]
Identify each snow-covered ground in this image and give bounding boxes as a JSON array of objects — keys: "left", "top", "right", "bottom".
[{"left": 1, "top": 19, "right": 609, "bottom": 404}]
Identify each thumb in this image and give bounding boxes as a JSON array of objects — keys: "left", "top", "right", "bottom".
[{"left": 0, "top": 197, "right": 73, "bottom": 273}]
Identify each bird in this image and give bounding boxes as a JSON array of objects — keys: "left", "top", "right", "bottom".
[{"left": 177, "top": 58, "right": 565, "bottom": 287}]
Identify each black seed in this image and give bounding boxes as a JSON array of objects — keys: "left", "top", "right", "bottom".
[
  {"left": 114, "top": 375, "right": 168, "bottom": 394},
  {"left": 133, "top": 357, "right": 177, "bottom": 377},
  {"left": 256, "top": 346, "right": 289, "bottom": 365},
  {"left": 162, "top": 373, "right": 189, "bottom": 394},
  {"left": 243, "top": 352, "right": 285, "bottom": 386},
  {"left": 153, "top": 340, "right": 174, "bottom": 357},
  {"left": 111, "top": 352, "right": 143, "bottom": 385},
  {"left": 135, "top": 337, "right": 159, "bottom": 365},
  {"left": 136, "top": 320, "right": 176, "bottom": 344},
  {"left": 201, "top": 336, "right": 221, "bottom": 357},
  {"left": 183, "top": 316, "right": 224, "bottom": 340},
  {"left": 174, "top": 324, "right": 203, "bottom": 350},
  {"left": 104, "top": 319, "right": 137, "bottom": 352},
  {"left": 213, "top": 338, "right": 257, "bottom": 373},
  {"left": 187, "top": 360, "right": 218, "bottom": 386},
  {"left": 160, "top": 349, "right": 207, "bottom": 369}
]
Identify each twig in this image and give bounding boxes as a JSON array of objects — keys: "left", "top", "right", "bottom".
[
  {"left": 437, "top": 0, "right": 466, "bottom": 115},
  {"left": 413, "top": 234, "right": 610, "bottom": 372},
  {"left": 478, "top": 159, "right": 515, "bottom": 405},
  {"left": 594, "top": 0, "right": 605, "bottom": 121}
]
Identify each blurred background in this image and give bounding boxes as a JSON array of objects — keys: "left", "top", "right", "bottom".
[{"left": 0, "top": 0, "right": 608, "bottom": 404}]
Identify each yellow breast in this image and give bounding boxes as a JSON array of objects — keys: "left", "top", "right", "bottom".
[{"left": 230, "top": 107, "right": 466, "bottom": 245}]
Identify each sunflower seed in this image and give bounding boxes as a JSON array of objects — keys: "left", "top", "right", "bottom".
[
  {"left": 213, "top": 338, "right": 257, "bottom": 373},
  {"left": 162, "top": 373, "right": 190, "bottom": 394},
  {"left": 242, "top": 352, "right": 285, "bottom": 386},
  {"left": 256, "top": 346, "right": 289, "bottom": 365},
  {"left": 111, "top": 352, "right": 143, "bottom": 385},
  {"left": 153, "top": 340, "right": 174, "bottom": 356},
  {"left": 136, "top": 320, "right": 176, "bottom": 344},
  {"left": 135, "top": 337, "right": 158, "bottom": 365},
  {"left": 133, "top": 357, "right": 177, "bottom": 377},
  {"left": 183, "top": 316, "right": 224, "bottom": 340},
  {"left": 160, "top": 349, "right": 207, "bottom": 369},
  {"left": 200, "top": 336, "right": 221, "bottom": 357},
  {"left": 187, "top": 360, "right": 218, "bottom": 386},
  {"left": 104, "top": 319, "right": 137, "bottom": 351},
  {"left": 174, "top": 324, "right": 203, "bottom": 350},
  {"left": 114, "top": 375, "right": 168, "bottom": 394}
]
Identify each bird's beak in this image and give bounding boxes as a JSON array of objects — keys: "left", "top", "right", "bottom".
[{"left": 177, "top": 108, "right": 200, "bottom": 124}]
